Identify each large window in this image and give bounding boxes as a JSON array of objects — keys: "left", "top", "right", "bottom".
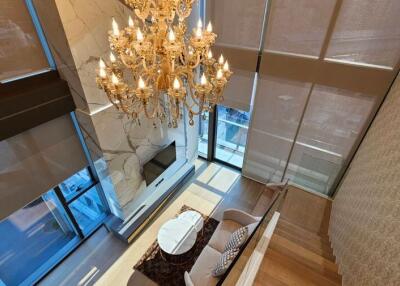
[
  {"left": 0, "top": 167, "right": 108, "bottom": 285},
  {"left": 215, "top": 106, "right": 250, "bottom": 168},
  {"left": 0, "top": 192, "right": 79, "bottom": 286},
  {"left": 67, "top": 185, "right": 107, "bottom": 235},
  {"left": 198, "top": 105, "right": 250, "bottom": 169}
]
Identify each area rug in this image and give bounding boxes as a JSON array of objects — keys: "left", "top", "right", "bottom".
[{"left": 133, "top": 205, "right": 219, "bottom": 286}]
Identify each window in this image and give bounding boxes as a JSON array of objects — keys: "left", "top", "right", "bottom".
[
  {"left": 59, "top": 168, "right": 93, "bottom": 202},
  {"left": 198, "top": 105, "right": 250, "bottom": 169},
  {"left": 0, "top": 191, "right": 79, "bottom": 286},
  {"left": 56, "top": 167, "right": 107, "bottom": 235},
  {"left": 0, "top": 167, "right": 108, "bottom": 285},
  {"left": 68, "top": 185, "right": 107, "bottom": 235},
  {"left": 215, "top": 106, "right": 250, "bottom": 168}
]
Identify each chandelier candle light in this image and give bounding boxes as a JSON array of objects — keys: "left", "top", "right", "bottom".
[{"left": 96, "top": 0, "right": 232, "bottom": 128}]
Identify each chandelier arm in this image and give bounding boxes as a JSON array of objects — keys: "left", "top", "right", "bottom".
[
  {"left": 189, "top": 54, "right": 201, "bottom": 69},
  {"left": 183, "top": 99, "right": 203, "bottom": 116},
  {"left": 143, "top": 89, "right": 161, "bottom": 119},
  {"left": 143, "top": 101, "right": 158, "bottom": 119},
  {"left": 186, "top": 75, "right": 202, "bottom": 106},
  {"left": 179, "top": 54, "right": 186, "bottom": 66}
]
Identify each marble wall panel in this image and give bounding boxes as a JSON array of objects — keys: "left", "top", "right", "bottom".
[
  {"left": 53, "top": 0, "right": 132, "bottom": 113},
  {"left": 90, "top": 105, "right": 186, "bottom": 214},
  {"left": 33, "top": 0, "right": 196, "bottom": 219},
  {"left": 32, "top": 0, "right": 89, "bottom": 111}
]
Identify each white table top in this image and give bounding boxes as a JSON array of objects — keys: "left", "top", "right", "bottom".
[
  {"left": 178, "top": 210, "right": 204, "bottom": 232},
  {"left": 157, "top": 218, "right": 197, "bottom": 255},
  {"left": 157, "top": 210, "right": 205, "bottom": 255}
]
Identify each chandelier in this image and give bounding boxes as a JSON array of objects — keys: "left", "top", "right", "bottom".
[{"left": 95, "top": 0, "right": 232, "bottom": 128}]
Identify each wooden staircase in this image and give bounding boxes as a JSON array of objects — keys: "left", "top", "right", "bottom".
[{"left": 254, "top": 216, "right": 342, "bottom": 286}]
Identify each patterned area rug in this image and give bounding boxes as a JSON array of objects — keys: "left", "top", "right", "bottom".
[{"left": 134, "top": 205, "right": 219, "bottom": 286}]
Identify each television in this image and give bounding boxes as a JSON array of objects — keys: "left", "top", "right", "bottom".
[{"left": 143, "top": 141, "right": 176, "bottom": 186}]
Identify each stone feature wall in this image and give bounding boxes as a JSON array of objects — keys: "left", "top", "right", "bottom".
[
  {"left": 33, "top": 0, "right": 194, "bottom": 218},
  {"left": 329, "top": 74, "right": 400, "bottom": 286}
]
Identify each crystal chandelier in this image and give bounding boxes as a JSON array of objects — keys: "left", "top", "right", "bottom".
[{"left": 95, "top": 0, "right": 232, "bottom": 128}]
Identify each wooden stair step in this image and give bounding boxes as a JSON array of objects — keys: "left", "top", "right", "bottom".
[
  {"left": 277, "top": 217, "right": 331, "bottom": 245},
  {"left": 275, "top": 223, "right": 332, "bottom": 250},
  {"left": 269, "top": 234, "right": 341, "bottom": 284},
  {"left": 274, "top": 228, "right": 336, "bottom": 262},
  {"left": 278, "top": 216, "right": 331, "bottom": 240},
  {"left": 254, "top": 272, "right": 288, "bottom": 286},
  {"left": 256, "top": 248, "right": 341, "bottom": 286}
]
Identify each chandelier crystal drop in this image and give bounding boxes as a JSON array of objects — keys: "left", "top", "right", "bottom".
[{"left": 95, "top": 0, "right": 232, "bottom": 128}]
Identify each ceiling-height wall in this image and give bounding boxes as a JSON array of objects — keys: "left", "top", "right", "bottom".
[{"left": 329, "top": 73, "right": 400, "bottom": 285}]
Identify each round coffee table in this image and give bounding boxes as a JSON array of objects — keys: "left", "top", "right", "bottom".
[
  {"left": 158, "top": 218, "right": 197, "bottom": 255},
  {"left": 178, "top": 210, "right": 204, "bottom": 233},
  {"left": 157, "top": 210, "right": 204, "bottom": 262}
]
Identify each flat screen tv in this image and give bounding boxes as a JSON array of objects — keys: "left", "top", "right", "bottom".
[{"left": 143, "top": 141, "right": 176, "bottom": 186}]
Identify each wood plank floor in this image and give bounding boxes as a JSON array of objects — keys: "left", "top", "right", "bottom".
[{"left": 254, "top": 187, "right": 342, "bottom": 286}]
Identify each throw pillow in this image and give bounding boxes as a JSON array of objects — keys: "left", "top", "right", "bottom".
[
  {"left": 223, "top": 226, "right": 248, "bottom": 252},
  {"left": 212, "top": 248, "right": 239, "bottom": 277}
]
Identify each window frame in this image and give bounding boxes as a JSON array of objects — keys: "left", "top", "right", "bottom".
[{"left": 199, "top": 105, "right": 249, "bottom": 171}]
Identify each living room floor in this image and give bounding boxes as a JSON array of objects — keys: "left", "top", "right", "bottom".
[{"left": 38, "top": 159, "right": 272, "bottom": 286}]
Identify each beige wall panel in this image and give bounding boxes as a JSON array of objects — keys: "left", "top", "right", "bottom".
[{"left": 330, "top": 73, "right": 400, "bottom": 285}]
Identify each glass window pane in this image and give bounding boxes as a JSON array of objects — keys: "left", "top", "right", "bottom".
[
  {"left": 59, "top": 168, "right": 93, "bottom": 201},
  {"left": 198, "top": 111, "right": 209, "bottom": 158},
  {"left": 326, "top": 0, "right": 400, "bottom": 67},
  {"left": 0, "top": 192, "right": 78, "bottom": 285},
  {"left": 215, "top": 105, "right": 250, "bottom": 168},
  {"left": 264, "top": 0, "right": 336, "bottom": 57},
  {"left": 284, "top": 85, "right": 377, "bottom": 195},
  {"left": 68, "top": 186, "right": 106, "bottom": 234},
  {"left": 0, "top": 0, "right": 49, "bottom": 81}
]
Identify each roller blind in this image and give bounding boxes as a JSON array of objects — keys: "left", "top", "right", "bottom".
[
  {"left": 0, "top": 115, "right": 87, "bottom": 220},
  {"left": 206, "top": 0, "right": 267, "bottom": 112},
  {"left": 243, "top": 0, "right": 400, "bottom": 196},
  {"left": 0, "top": 0, "right": 50, "bottom": 82}
]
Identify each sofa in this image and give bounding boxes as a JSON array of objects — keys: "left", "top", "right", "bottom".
[{"left": 184, "top": 209, "right": 262, "bottom": 286}]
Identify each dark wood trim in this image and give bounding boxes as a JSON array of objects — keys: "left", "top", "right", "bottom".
[{"left": 0, "top": 71, "right": 76, "bottom": 141}]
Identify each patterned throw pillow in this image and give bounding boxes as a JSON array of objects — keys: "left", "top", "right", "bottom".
[
  {"left": 223, "top": 226, "right": 248, "bottom": 252},
  {"left": 212, "top": 248, "right": 239, "bottom": 277}
]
